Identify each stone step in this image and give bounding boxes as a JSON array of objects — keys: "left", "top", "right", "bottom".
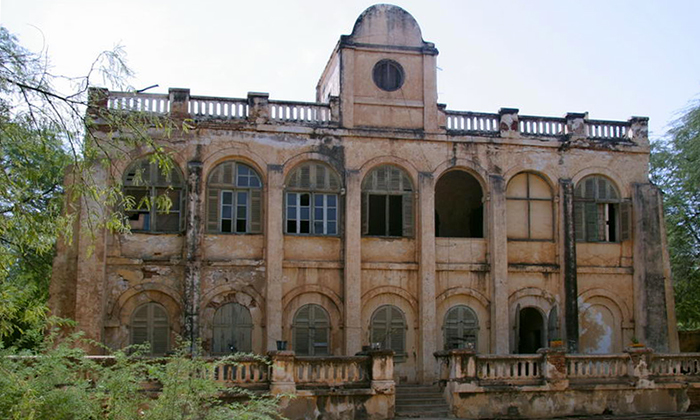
[{"left": 396, "top": 397, "right": 448, "bottom": 405}]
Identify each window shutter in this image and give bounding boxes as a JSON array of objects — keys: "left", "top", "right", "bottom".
[
  {"left": 389, "top": 307, "right": 406, "bottom": 358},
  {"left": 376, "top": 167, "right": 387, "bottom": 190},
  {"left": 389, "top": 167, "right": 401, "bottom": 191},
  {"left": 573, "top": 201, "right": 585, "bottom": 241},
  {"left": 597, "top": 177, "right": 608, "bottom": 200},
  {"left": 151, "top": 305, "right": 169, "bottom": 355},
  {"left": 300, "top": 165, "right": 311, "bottom": 189},
  {"left": 310, "top": 305, "right": 330, "bottom": 356},
  {"left": 314, "top": 164, "right": 326, "bottom": 190},
  {"left": 223, "top": 162, "right": 234, "bottom": 185},
  {"left": 371, "top": 307, "right": 388, "bottom": 348},
  {"left": 514, "top": 304, "right": 521, "bottom": 353},
  {"left": 584, "top": 178, "right": 596, "bottom": 199},
  {"left": 328, "top": 168, "right": 340, "bottom": 190},
  {"left": 402, "top": 193, "right": 414, "bottom": 237},
  {"left": 361, "top": 193, "right": 368, "bottom": 234},
  {"left": 207, "top": 188, "right": 220, "bottom": 232},
  {"left": 445, "top": 307, "right": 460, "bottom": 349},
  {"left": 547, "top": 305, "right": 559, "bottom": 341},
  {"left": 620, "top": 201, "right": 632, "bottom": 241},
  {"left": 584, "top": 202, "right": 598, "bottom": 241},
  {"left": 250, "top": 189, "right": 262, "bottom": 233},
  {"left": 294, "top": 305, "right": 311, "bottom": 355}
]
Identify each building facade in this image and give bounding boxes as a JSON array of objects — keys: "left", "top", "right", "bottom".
[{"left": 49, "top": 4, "right": 678, "bottom": 384}]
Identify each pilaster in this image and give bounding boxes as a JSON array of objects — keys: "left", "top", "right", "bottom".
[
  {"left": 488, "top": 175, "right": 509, "bottom": 354},
  {"left": 184, "top": 160, "right": 203, "bottom": 352},
  {"left": 418, "top": 172, "right": 437, "bottom": 381},
  {"left": 560, "top": 179, "right": 579, "bottom": 353},
  {"left": 265, "top": 165, "right": 284, "bottom": 351},
  {"left": 344, "top": 170, "right": 362, "bottom": 355}
]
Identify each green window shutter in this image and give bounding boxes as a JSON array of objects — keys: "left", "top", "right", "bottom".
[
  {"left": 250, "top": 189, "right": 262, "bottom": 233},
  {"left": 300, "top": 165, "right": 311, "bottom": 188},
  {"left": 361, "top": 193, "right": 368, "bottom": 235},
  {"left": 294, "top": 305, "right": 311, "bottom": 355},
  {"left": 584, "top": 178, "right": 596, "bottom": 199},
  {"left": 151, "top": 305, "right": 169, "bottom": 355},
  {"left": 547, "top": 305, "right": 559, "bottom": 341},
  {"left": 402, "top": 193, "right": 414, "bottom": 237},
  {"left": 310, "top": 305, "right": 330, "bottom": 356},
  {"left": 213, "top": 303, "right": 252, "bottom": 354},
  {"left": 223, "top": 162, "right": 234, "bottom": 185},
  {"left": 584, "top": 202, "right": 598, "bottom": 241},
  {"left": 620, "top": 201, "right": 632, "bottom": 241},
  {"left": 389, "top": 306, "right": 406, "bottom": 358},
  {"left": 573, "top": 201, "right": 585, "bottom": 241},
  {"left": 207, "top": 188, "right": 220, "bottom": 232}
]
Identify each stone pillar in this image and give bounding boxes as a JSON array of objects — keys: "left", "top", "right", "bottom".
[
  {"left": 499, "top": 108, "right": 520, "bottom": 139},
  {"left": 632, "top": 184, "right": 670, "bottom": 352},
  {"left": 539, "top": 346, "right": 568, "bottom": 389},
  {"left": 269, "top": 350, "right": 296, "bottom": 394},
  {"left": 169, "top": 88, "right": 190, "bottom": 118},
  {"left": 184, "top": 160, "right": 203, "bottom": 353},
  {"left": 626, "top": 346, "right": 653, "bottom": 387},
  {"left": 329, "top": 96, "right": 340, "bottom": 123},
  {"left": 339, "top": 49, "right": 355, "bottom": 128},
  {"left": 565, "top": 112, "right": 587, "bottom": 140},
  {"left": 73, "top": 163, "right": 109, "bottom": 353},
  {"left": 344, "top": 170, "right": 362, "bottom": 355},
  {"left": 87, "top": 87, "right": 109, "bottom": 119},
  {"left": 560, "top": 179, "right": 579, "bottom": 353},
  {"left": 423, "top": 54, "right": 439, "bottom": 132},
  {"left": 265, "top": 165, "right": 284, "bottom": 351},
  {"left": 370, "top": 350, "right": 396, "bottom": 393},
  {"left": 629, "top": 116, "right": 650, "bottom": 148},
  {"left": 488, "top": 175, "right": 509, "bottom": 354},
  {"left": 248, "top": 92, "right": 270, "bottom": 124},
  {"left": 418, "top": 172, "right": 437, "bottom": 382},
  {"left": 448, "top": 349, "right": 476, "bottom": 381}
]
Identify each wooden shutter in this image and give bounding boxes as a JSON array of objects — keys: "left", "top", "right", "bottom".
[
  {"left": 573, "top": 201, "right": 584, "bottom": 241},
  {"left": 370, "top": 307, "right": 388, "bottom": 348},
  {"left": 514, "top": 304, "right": 521, "bottom": 353},
  {"left": 584, "top": 202, "right": 598, "bottom": 241},
  {"left": 402, "top": 192, "right": 414, "bottom": 237},
  {"left": 250, "top": 189, "right": 262, "bottom": 233},
  {"left": 151, "top": 305, "right": 169, "bottom": 355},
  {"left": 547, "top": 305, "right": 559, "bottom": 342},
  {"left": 361, "top": 193, "right": 368, "bottom": 234},
  {"left": 620, "top": 201, "right": 632, "bottom": 241},
  {"left": 389, "top": 306, "right": 406, "bottom": 360},
  {"left": 444, "top": 307, "right": 460, "bottom": 350},
  {"left": 207, "top": 188, "right": 220, "bottom": 232},
  {"left": 300, "top": 165, "right": 311, "bottom": 188},
  {"left": 310, "top": 305, "right": 329, "bottom": 356},
  {"left": 131, "top": 305, "right": 149, "bottom": 348},
  {"left": 294, "top": 305, "right": 311, "bottom": 355}
]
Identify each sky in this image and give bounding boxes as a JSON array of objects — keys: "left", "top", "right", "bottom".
[{"left": 2, "top": 0, "right": 699, "bottom": 138}]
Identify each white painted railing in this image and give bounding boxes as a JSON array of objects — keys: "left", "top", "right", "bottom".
[
  {"left": 477, "top": 355, "right": 542, "bottom": 381},
  {"left": 586, "top": 119, "right": 629, "bottom": 140},
  {"left": 108, "top": 92, "right": 170, "bottom": 113},
  {"left": 651, "top": 353, "right": 700, "bottom": 376},
  {"left": 189, "top": 96, "right": 248, "bottom": 119},
  {"left": 213, "top": 358, "right": 269, "bottom": 384},
  {"left": 294, "top": 356, "right": 369, "bottom": 386},
  {"left": 566, "top": 354, "right": 630, "bottom": 379},
  {"left": 269, "top": 101, "right": 332, "bottom": 124},
  {"left": 519, "top": 115, "right": 567, "bottom": 137},
  {"left": 445, "top": 111, "right": 500, "bottom": 132}
]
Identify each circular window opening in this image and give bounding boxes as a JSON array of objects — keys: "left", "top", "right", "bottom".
[{"left": 373, "top": 59, "right": 404, "bottom": 92}]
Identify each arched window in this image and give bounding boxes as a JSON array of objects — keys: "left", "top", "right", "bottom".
[
  {"left": 506, "top": 172, "right": 553, "bottom": 240},
  {"left": 362, "top": 165, "right": 414, "bottom": 237},
  {"left": 131, "top": 302, "right": 169, "bottom": 356},
  {"left": 370, "top": 305, "right": 406, "bottom": 362},
  {"left": 206, "top": 161, "right": 262, "bottom": 234},
  {"left": 574, "top": 175, "right": 630, "bottom": 242},
  {"left": 123, "top": 157, "right": 184, "bottom": 232},
  {"left": 443, "top": 305, "right": 479, "bottom": 350},
  {"left": 212, "top": 303, "right": 253, "bottom": 354},
  {"left": 285, "top": 162, "right": 341, "bottom": 235},
  {"left": 435, "top": 170, "right": 483, "bottom": 238},
  {"left": 293, "top": 304, "right": 330, "bottom": 356}
]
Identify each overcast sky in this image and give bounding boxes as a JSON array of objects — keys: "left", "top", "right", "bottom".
[{"left": 2, "top": 0, "right": 699, "bottom": 138}]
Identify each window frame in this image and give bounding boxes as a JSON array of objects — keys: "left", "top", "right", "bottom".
[
  {"left": 123, "top": 158, "right": 184, "bottom": 233},
  {"left": 130, "top": 302, "right": 170, "bottom": 356},
  {"left": 362, "top": 165, "right": 414, "bottom": 238},
  {"left": 292, "top": 304, "right": 331, "bottom": 356},
  {"left": 284, "top": 162, "right": 341, "bottom": 237},
  {"left": 506, "top": 172, "right": 554, "bottom": 241},
  {"left": 443, "top": 305, "right": 479, "bottom": 351},
  {"left": 573, "top": 175, "right": 630, "bottom": 243},
  {"left": 211, "top": 302, "right": 253, "bottom": 355},
  {"left": 206, "top": 161, "right": 263, "bottom": 234},
  {"left": 370, "top": 305, "right": 407, "bottom": 363}
]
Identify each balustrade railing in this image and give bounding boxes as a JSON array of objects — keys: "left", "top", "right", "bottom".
[
  {"left": 269, "top": 100, "right": 332, "bottom": 125},
  {"left": 107, "top": 92, "right": 170, "bottom": 113},
  {"left": 445, "top": 111, "right": 500, "bottom": 133},
  {"left": 477, "top": 355, "right": 542, "bottom": 382},
  {"left": 294, "top": 356, "right": 369, "bottom": 387},
  {"left": 651, "top": 353, "right": 700, "bottom": 377},
  {"left": 586, "top": 119, "right": 629, "bottom": 140},
  {"left": 189, "top": 96, "right": 248, "bottom": 119},
  {"left": 213, "top": 357, "right": 269, "bottom": 384},
  {"left": 519, "top": 115, "right": 567, "bottom": 137},
  {"left": 566, "top": 354, "right": 630, "bottom": 379}
]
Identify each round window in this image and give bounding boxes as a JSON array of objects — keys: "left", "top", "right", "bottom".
[{"left": 372, "top": 59, "right": 404, "bottom": 92}]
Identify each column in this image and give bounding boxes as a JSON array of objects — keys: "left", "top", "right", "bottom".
[
  {"left": 560, "top": 179, "right": 579, "bottom": 353},
  {"left": 418, "top": 172, "right": 437, "bottom": 381},
  {"left": 265, "top": 165, "right": 284, "bottom": 351},
  {"left": 344, "top": 170, "right": 362, "bottom": 355},
  {"left": 488, "top": 175, "right": 509, "bottom": 354},
  {"left": 184, "top": 160, "right": 203, "bottom": 353}
]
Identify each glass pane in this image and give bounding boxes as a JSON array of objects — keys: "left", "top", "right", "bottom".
[
  {"left": 327, "top": 222, "right": 336, "bottom": 235},
  {"left": 288, "top": 207, "right": 297, "bottom": 219},
  {"left": 250, "top": 175, "right": 261, "bottom": 188},
  {"left": 528, "top": 174, "right": 552, "bottom": 199},
  {"left": 237, "top": 206, "right": 247, "bottom": 219},
  {"left": 506, "top": 173, "right": 528, "bottom": 198},
  {"left": 327, "top": 208, "right": 337, "bottom": 221},
  {"left": 327, "top": 194, "right": 337, "bottom": 207},
  {"left": 314, "top": 221, "right": 324, "bottom": 234},
  {"left": 315, "top": 194, "right": 324, "bottom": 207},
  {"left": 222, "top": 191, "right": 233, "bottom": 205},
  {"left": 222, "top": 206, "right": 232, "bottom": 219},
  {"left": 314, "top": 208, "right": 324, "bottom": 220},
  {"left": 506, "top": 200, "right": 529, "bottom": 239},
  {"left": 238, "top": 176, "right": 249, "bottom": 187},
  {"left": 530, "top": 201, "right": 554, "bottom": 240},
  {"left": 287, "top": 193, "right": 297, "bottom": 205},
  {"left": 300, "top": 208, "right": 310, "bottom": 220},
  {"left": 236, "top": 220, "right": 247, "bottom": 232},
  {"left": 237, "top": 192, "right": 248, "bottom": 205}
]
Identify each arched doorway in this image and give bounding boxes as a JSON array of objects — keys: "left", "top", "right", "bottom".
[
  {"left": 435, "top": 170, "right": 483, "bottom": 238},
  {"left": 518, "top": 307, "right": 545, "bottom": 354}
]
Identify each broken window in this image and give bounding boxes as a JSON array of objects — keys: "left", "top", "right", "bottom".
[
  {"left": 574, "top": 175, "right": 630, "bottom": 242},
  {"left": 506, "top": 172, "right": 554, "bottom": 240},
  {"left": 435, "top": 170, "right": 483, "bottom": 238},
  {"left": 212, "top": 303, "right": 252, "bottom": 354},
  {"left": 293, "top": 304, "right": 330, "bottom": 356},
  {"left": 206, "top": 161, "right": 262, "bottom": 234},
  {"left": 444, "top": 305, "right": 479, "bottom": 350},
  {"left": 123, "top": 157, "right": 184, "bottom": 232},
  {"left": 370, "top": 305, "right": 407, "bottom": 362},
  {"left": 285, "top": 162, "right": 341, "bottom": 235},
  {"left": 362, "top": 165, "right": 414, "bottom": 237},
  {"left": 131, "top": 302, "right": 169, "bottom": 356}
]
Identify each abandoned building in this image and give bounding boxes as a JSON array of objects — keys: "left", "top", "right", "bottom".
[{"left": 48, "top": 5, "right": 688, "bottom": 418}]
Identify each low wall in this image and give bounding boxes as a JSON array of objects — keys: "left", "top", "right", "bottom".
[{"left": 436, "top": 348, "right": 700, "bottom": 419}]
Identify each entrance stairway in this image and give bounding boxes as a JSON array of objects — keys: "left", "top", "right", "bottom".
[{"left": 394, "top": 384, "right": 450, "bottom": 418}]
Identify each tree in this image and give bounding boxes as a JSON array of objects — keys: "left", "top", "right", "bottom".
[
  {"left": 650, "top": 99, "right": 700, "bottom": 329},
  {"left": 0, "top": 26, "right": 178, "bottom": 348}
]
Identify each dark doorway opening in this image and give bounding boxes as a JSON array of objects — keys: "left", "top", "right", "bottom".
[
  {"left": 435, "top": 171, "right": 483, "bottom": 238},
  {"left": 518, "top": 307, "right": 545, "bottom": 354}
]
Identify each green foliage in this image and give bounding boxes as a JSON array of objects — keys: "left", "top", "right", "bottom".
[
  {"left": 650, "top": 99, "right": 700, "bottom": 330},
  {"left": 0, "top": 335, "right": 283, "bottom": 420}
]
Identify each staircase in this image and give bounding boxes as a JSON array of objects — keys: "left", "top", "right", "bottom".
[{"left": 394, "top": 384, "right": 450, "bottom": 418}]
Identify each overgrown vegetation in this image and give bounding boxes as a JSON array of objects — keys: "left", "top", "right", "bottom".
[{"left": 650, "top": 99, "right": 700, "bottom": 330}]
